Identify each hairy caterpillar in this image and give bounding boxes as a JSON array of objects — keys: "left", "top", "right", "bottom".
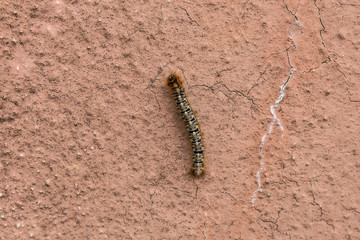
[{"left": 166, "top": 73, "right": 204, "bottom": 176}]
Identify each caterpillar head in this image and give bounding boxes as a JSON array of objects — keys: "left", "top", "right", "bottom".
[{"left": 166, "top": 73, "right": 183, "bottom": 88}]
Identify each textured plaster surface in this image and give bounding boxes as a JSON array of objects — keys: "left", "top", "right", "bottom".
[{"left": 0, "top": 0, "right": 359, "bottom": 239}]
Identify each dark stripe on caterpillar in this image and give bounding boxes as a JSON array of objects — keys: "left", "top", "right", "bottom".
[{"left": 166, "top": 72, "right": 205, "bottom": 177}]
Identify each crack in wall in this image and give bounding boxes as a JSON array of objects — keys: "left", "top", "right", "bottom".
[
  {"left": 190, "top": 82, "right": 263, "bottom": 112},
  {"left": 145, "top": 58, "right": 179, "bottom": 89},
  {"left": 157, "top": 4, "right": 164, "bottom": 33},
  {"left": 218, "top": 187, "right": 236, "bottom": 201},
  {"left": 246, "top": 67, "right": 267, "bottom": 95},
  {"left": 178, "top": 5, "right": 200, "bottom": 26},
  {"left": 249, "top": 0, "right": 322, "bottom": 206},
  {"left": 333, "top": 63, "right": 360, "bottom": 103},
  {"left": 349, "top": 98, "right": 360, "bottom": 103},
  {"left": 221, "top": 84, "right": 263, "bottom": 113},
  {"left": 202, "top": 212, "right": 207, "bottom": 240},
  {"left": 301, "top": 57, "right": 331, "bottom": 76},
  {"left": 313, "top": 0, "right": 339, "bottom": 56},
  {"left": 260, "top": 208, "right": 283, "bottom": 234},
  {"left": 216, "top": 67, "right": 235, "bottom": 78},
  {"left": 227, "top": 220, "right": 241, "bottom": 239},
  {"left": 342, "top": 206, "right": 360, "bottom": 215},
  {"left": 192, "top": 179, "right": 199, "bottom": 199},
  {"left": 283, "top": 0, "right": 302, "bottom": 26},
  {"left": 309, "top": 178, "right": 335, "bottom": 229},
  {"left": 250, "top": 48, "right": 296, "bottom": 205},
  {"left": 313, "top": 0, "right": 327, "bottom": 52}
]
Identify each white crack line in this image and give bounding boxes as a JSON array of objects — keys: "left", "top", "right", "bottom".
[
  {"left": 250, "top": 51, "right": 296, "bottom": 205},
  {"left": 202, "top": 211, "right": 207, "bottom": 240}
]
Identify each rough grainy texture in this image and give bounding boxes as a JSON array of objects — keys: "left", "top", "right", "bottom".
[{"left": 0, "top": 0, "right": 359, "bottom": 239}]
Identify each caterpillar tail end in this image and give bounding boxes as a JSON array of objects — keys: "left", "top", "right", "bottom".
[{"left": 193, "top": 168, "right": 204, "bottom": 177}]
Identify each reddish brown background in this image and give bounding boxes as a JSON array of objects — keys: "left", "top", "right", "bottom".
[{"left": 1, "top": 0, "right": 359, "bottom": 239}]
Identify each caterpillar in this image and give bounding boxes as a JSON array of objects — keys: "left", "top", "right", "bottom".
[{"left": 166, "top": 73, "right": 204, "bottom": 176}]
